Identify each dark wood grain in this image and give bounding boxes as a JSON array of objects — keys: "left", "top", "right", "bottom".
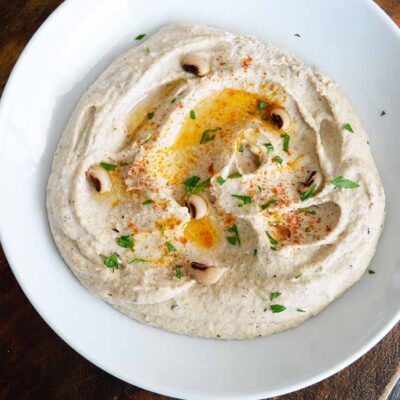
[{"left": 0, "top": 1, "right": 399, "bottom": 399}]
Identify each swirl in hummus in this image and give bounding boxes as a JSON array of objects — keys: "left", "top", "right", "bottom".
[{"left": 47, "top": 24, "right": 385, "bottom": 339}]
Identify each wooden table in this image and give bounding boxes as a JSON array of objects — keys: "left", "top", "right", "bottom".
[{"left": 0, "top": 1, "right": 399, "bottom": 399}]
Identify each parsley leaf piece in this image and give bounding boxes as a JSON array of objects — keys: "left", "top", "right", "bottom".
[
  {"left": 298, "top": 208, "right": 317, "bottom": 215},
  {"left": 119, "top": 161, "right": 129, "bottom": 166},
  {"left": 145, "top": 47, "right": 151, "bottom": 54},
  {"left": 264, "top": 142, "right": 274, "bottom": 155},
  {"left": 117, "top": 234, "right": 134, "bottom": 249},
  {"left": 331, "top": 176, "right": 360, "bottom": 189},
  {"left": 135, "top": 34, "right": 146, "bottom": 40},
  {"left": 297, "top": 308, "right": 306, "bottom": 312},
  {"left": 270, "top": 292, "right": 281, "bottom": 301},
  {"left": 166, "top": 242, "right": 177, "bottom": 252},
  {"left": 305, "top": 227, "right": 310, "bottom": 232},
  {"left": 368, "top": 269, "right": 376, "bottom": 274},
  {"left": 228, "top": 172, "right": 242, "bottom": 179},
  {"left": 266, "top": 231, "right": 278, "bottom": 247},
  {"left": 380, "top": 110, "right": 386, "bottom": 116},
  {"left": 274, "top": 155, "right": 283, "bottom": 164},
  {"left": 103, "top": 253, "right": 119, "bottom": 271},
  {"left": 217, "top": 176, "right": 226, "bottom": 185},
  {"left": 200, "top": 127, "right": 221, "bottom": 144},
  {"left": 271, "top": 304, "right": 287, "bottom": 313},
  {"left": 231, "top": 194, "right": 252, "bottom": 207},
  {"left": 193, "top": 178, "right": 210, "bottom": 194},
  {"left": 261, "top": 199, "right": 277, "bottom": 210},
  {"left": 147, "top": 111, "right": 154, "bottom": 120},
  {"left": 343, "top": 123, "right": 354, "bottom": 133},
  {"left": 184, "top": 176, "right": 201, "bottom": 194},
  {"left": 170, "top": 98, "right": 176, "bottom": 104},
  {"left": 258, "top": 100, "right": 268, "bottom": 109},
  {"left": 294, "top": 33, "right": 301, "bottom": 37},
  {"left": 101, "top": 162, "right": 118, "bottom": 171},
  {"left": 239, "top": 143, "right": 244, "bottom": 153},
  {"left": 227, "top": 224, "right": 241, "bottom": 245},
  {"left": 253, "top": 249, "right": 258, "bottom": 256},
  {"left": 300, "top": 183, "right": 317, "bottom": 201},
  {"left": 175, "top": 265, "right": 183, "bottom": 279},
  {"left": 257, "top": 185, "right": 262, "bottom": 192},
  {"left": 190, "top": 110, "right": 196, "bottom": 119},
  {"left": 294, "top": 274, "right": 303, "bottom": 279},
  {"left": 129, "top": 258, "right": 147, "bottom": 263},
  {"left": 281, "top": 134, "right": 290, "bottom": 153},
  {"left": 142, "top": 199, "right": 153, "bottom": 205},
  {"left": 227, "top": 236, "right": 237, "bottom": 245}
]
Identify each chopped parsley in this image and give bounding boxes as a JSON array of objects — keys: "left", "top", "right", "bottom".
[
  {"left": 142, "top": 199, "right": 153, "bottom": 205},
  {"left": 101, "top": 162, "right": 118, "bottom": 171},
  {"left": 271, "top": 304, "right": 286, "bottom": 313},
  {"left": 343, "top": 123, "right": 354, "bottom": 133},
  {"left": 190, "top": 109, "right": 196, "bottom": 119},
  {"left": 300, "top": 183, "right": 317, "bottom": 201},
  {"left": 270, "top": 292, "right": 281, "bottom": 301},
  {"left": 305, "top": 227, "right": 310, "bottom": 233},
  {"left": 193, "top": 178, "right": 210, "bottom": 194},
  {"left": 103, "top": 253, "right": 119, "bottom": 271},
  {"left": 231, "top": 194, "right": 252, "bottom": 207},
  {"left": 261, "top": 199, "right": 277, "bottom": 210},
  {"left": 296, "top": 308, "right": 306, "bottom": 312},
  {"left": 217, "top": 176, "right": 226, "bottom": 185},
  {"left": 170, "top": 98, "right": 176, "bottom": 104},
  {"left": 380, "top": 110, "right": 386, "bottom": 116},
  {"left": 266, "top": 231, "right": 278, "bottom": 251},
  {"left": 368, "top": 269, "right": 376, "bottom": 274},
  {"left": 117, "top": 234, "right": 134, "bottom": 249},
  {"left": 166, "top": 242, "right": 177, "bottom": 252},
  {"left": 119, "top": 161, "right": 129, "bottom": 166},
  {"left": 129, "top": 258, "right": 147, "bottom": 263},
  {"left": 145, "top": 47, "right": 151, "bottom": 54},
  {"left": 253, "top": 249, "right": 258, "bottom": 256},
  {"left": 274, "top": 155, "right": 283, "bottom": 164},
  {"left": 257, "top": 185, "right": 262, "bottom": 192},
  {"left": 227, "top": 224, "right": 240, "bottom": 246},
  {"left": 294, "top": 33, "right": 301, "bottom": 37},
  {"left": 228, "top": 172, "right": 242, "bottom": 179},
  {"left": 331, "top": 176, "right": 360, "bottom": 189},
  {"left": 147, "top": 111, "right": 155, "bottom": 120},
  {"left": 134, "top": 34, "right": 146, "bottom": 40},
  {"left": 200, "top": 127, "right": 221, "bottom": 144},
  {"left": 175, "top": 265, "right": 183, "bottom": 279},
  {"left": 281, "top": 133, "right": 290, "bottom": 153},
  {"left": 238, "top": 143, "right": 244, "bottom": 153},
  {"left": 264, "top": 142, "right": 274, "bottom": 155},
  {"left": 184, "top": 176, "right": 201, "bottom": 194},
  {"left": 298, "top": 208, "right": 317, "bottom": 215},
  {"left": 294, "top": 273, "right": 303, "bottom": 279}
]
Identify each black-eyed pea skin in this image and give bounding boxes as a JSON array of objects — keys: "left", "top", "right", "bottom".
[
  {"left": 185, "top": 194, "right": 209, "bottom": 220},
  {"left": 189, "top": 262, "right": 225, "bottom": 285},
  {"left": 181, "top": 54, "right": 210, "bottom": 77},
  {"left": 86, "top": 165, "right": 112, "bottom": 193}
]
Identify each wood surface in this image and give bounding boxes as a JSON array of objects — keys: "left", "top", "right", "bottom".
[{"left": 0, "top": 0, "right": 399, "bottom": 399}]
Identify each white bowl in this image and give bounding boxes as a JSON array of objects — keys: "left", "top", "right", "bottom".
[{"left": 0, "top": 0, "right": 399, "bottom": 398}]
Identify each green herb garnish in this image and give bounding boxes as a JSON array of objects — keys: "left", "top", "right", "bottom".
[
  {"left": 270, "top": 292, "right": 281, "bottom": 301},
  {"left": 294, "top": 33, "right": 301, "bottom": 37},
  {"left": 266, "top": 231, "right": 278, "bottom": 251},
  {"left": 228, "top": 172, "right": 242, "bottom": 179},
  {"left": 101, "top": 162, "right": 118, "bottom": 171},
  {"left": 200, "top": 127, "right": 221, "bottom": 144},
  {"left": 184, "top": 176, "right": 201, "bottom": 194},
  {"left": 257, "top": 185, "right": 262, "bottom": 192},
  {"left": 261, "top": 199, "right": 277, "bottom": 210},
  {"left": 281, "top": 134, "right": 290, "bottom": 153},
  {"left": 294, "top": 273, "right": 303, "bottom": 279},
  {"left": 171, "top": 98, "right": 176, "bottom": 104},
  {"left": 117, "top": 234, "right": 134, "bottom": 249},
  {"left": 300, "top": 183, "right": 317, "bottom": 201},
  {"left": 231, "top": 194, "right": 252, "bottom": 207},
  {"left": 253, "top": 249, "right": 258, "bottom": 256},
  {"left": 380, "top": 110, "right": 386, "bottom": 116},
  {"left": 305, "top": 227, "right": 310, "bottom": 232},
  {"left": 271, "top": 304, "right": 286, "bottom": 313},
  {"left": 274, "top": 155, "right": 283, "bottom": 164},
  {"left": 193, "top": 178, "right": 210, "bottom": 194},
  {"left": 166, "top": 242, "right": 177, "bottom": 252},
  {"left": 368, "top": 269, "right": 376, "bottom": 274},
  {"left": 217, "top": 176, "right": 226, "bottom": 185},
  {"left": 175, "top": 265, "right": 183, "bottom": 279},
  {"left": 264, "top": 143, "right": 274, "bottom": 155},
  {"left": 145, "top": 47, "right": 151, "bottom": 54},
  {"left": 227, "top": 224, "right": 240, "bottom": 246},
  {"left": 190, "top": 110, "right": 196, "bottom": 119},
  {"left": 142, "top": 199, "right": 153, "bottom": 205},
  {"left": 343, "top": 123, "right": 354, "bottom": 133},
  {"left": 331, "top": 176, "right": 360, "bottom": 189},
  {"left": 297, "top": 308, "right": 306, "bottom": 312},
  {"left": 258, "top": 100, "right": 268, "bottom": 109},
  {"left": 239, "top": 143, "right": 244, "bottom": 153},
  {"left": 135, "top": 34, "right": 146, "bottom": 40},
  {"left": 129, "top": 258, "right": 147, "bottom": 263},
  {"left": 103, "top": 253, "right": 119, "bottom": 271},
  {"left": 298, "top": 208, "right": 317, "bottom": 215},
  {"left": 147, "top": 111, "right": 155, "bottom": 120}
]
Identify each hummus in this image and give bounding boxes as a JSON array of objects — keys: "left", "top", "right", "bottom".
[{"left": 47, "top": 24, "right": 385, "bottom": 339}]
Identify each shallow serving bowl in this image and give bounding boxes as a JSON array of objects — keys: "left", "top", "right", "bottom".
[{"left": 0, "top": 0, "right": 399, "bottom": 398}]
